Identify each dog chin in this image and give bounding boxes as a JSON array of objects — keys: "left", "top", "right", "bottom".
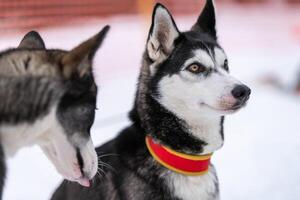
[
  {"left": 40, "top": 145, "right": 91, "bottom": 187},
  {"left": 56, "top": 164, "right": 92, "bottom": 187},
  {"left": 66, "top": 176, "right": 91, "bottom": 187}
]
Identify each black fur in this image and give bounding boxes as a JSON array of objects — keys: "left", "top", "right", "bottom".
[
  {"left": 192, "top": 0, "right": 217, "bottom": 39},
  {"left": 0, "top": 146, "right": 5, "bottom": 200},
  {"left": 57, "top": 74, "right": 97, "bottom": 138},
  {"left": 52, "top": 1, "right": 223, "bottom": 200},
  {"left": 0, "top": 26, "right": 109, "bottom": 199},
  {"left": 0, "top": 73, "right": 97, "bottom": 200},
  {"left": 52, "top": 125, "right": 182, "bottom": 200},
  {"left": 140, "top": 31, "right": 223, "bottom": 154},
  {"left": 0, "top": 76, "right": 64, "bottom": 124}
]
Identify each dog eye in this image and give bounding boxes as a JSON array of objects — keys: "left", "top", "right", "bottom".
[
  {"left": 223, "top": 59, "right": 229, "bottom": 71},
  {"left": 186, "top": 64, "right": 206, "bottom": 74}
]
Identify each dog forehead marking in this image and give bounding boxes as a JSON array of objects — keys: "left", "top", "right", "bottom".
[
  {"left": 184, "top": 49, "right": 214, "bottom": 69},
  {"left": 0, "top": 51, "right": 61, "bottom": 77}
]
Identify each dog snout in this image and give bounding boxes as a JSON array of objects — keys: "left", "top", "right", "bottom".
[
  {"left": 75, "top": 142, "right": 98, "bottom": 181},
  {"left": 231, "top": 84, "right": 251, "bottom": 102}
]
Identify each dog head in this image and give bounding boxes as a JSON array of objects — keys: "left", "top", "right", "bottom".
[
  {"left": 6, "top": 26, "right": 109, "bottom": 186},
  {"left": 143, "top": 1, "right": 250, "bottom": 123}
]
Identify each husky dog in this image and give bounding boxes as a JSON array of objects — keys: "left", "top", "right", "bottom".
[
  {"left": 52, "top": 1, "right": 251, "bottom": 200},
  {"left": 0, "top": 26, "right": 109, "bottom": 197}
]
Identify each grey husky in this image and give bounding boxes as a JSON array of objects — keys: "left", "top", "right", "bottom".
[
  {"left": 0, "top": 25, "right": 109, "bottom": 198},
  {"left": 52, "top": 1, "right": 251, "bottom": 200}
]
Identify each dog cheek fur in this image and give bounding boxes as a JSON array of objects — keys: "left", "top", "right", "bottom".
[{"left": 153, "top": 74, "right": 225, "bottom": 153}]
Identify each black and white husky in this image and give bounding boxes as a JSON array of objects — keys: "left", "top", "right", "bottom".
[
  {"left": 0, "top": 25, "right": 109, "bottom": 197},
  {"left": 52, "top": 1, "right": 251, "bottom": 200}
]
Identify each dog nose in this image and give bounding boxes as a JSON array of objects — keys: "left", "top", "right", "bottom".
[{"left": 231, "top": 85, "right": 251, "bottom": 101}]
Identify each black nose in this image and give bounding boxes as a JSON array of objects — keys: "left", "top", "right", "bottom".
[{"left": 231, "top": 85, "right": 251, "bottom": 101}]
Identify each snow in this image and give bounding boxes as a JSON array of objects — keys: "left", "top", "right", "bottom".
[{"left": 1, "top": 4, "right": 300, "bottom": 200}]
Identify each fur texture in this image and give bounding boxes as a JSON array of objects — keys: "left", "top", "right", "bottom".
[
  {"left": 51, "top": 1, "right": 250, "bottom": 200},
  {"left": 0, "top": 26, "right": 109, "bottom": 198}
]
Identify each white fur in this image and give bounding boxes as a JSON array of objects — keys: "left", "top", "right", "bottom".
[
  {"left": 147, "top": 2, "right": 236, "bottom": 199},
  {"left": 0, "top": 106, "right": 58, "bottom": 156},
  {"left": 157, "top": 48, "right": 243, "bottom": 153},
  {"left": 167, "top": 166, "right": 219, "bottom": 200},
  {"left": 184, "top": 49, "right": 214, "bottom": 69},
  {"left": 213, "top": 48, "right": 226, "bottom": 68},
  {"left": 0, "top": 105, "right": 97, "bottom": 183},
  {"left": 77, "top": 138, "right": 98, "bottom": 178},
  {"left": 147, "top": 5, "right": 179, "bottom": 71}
]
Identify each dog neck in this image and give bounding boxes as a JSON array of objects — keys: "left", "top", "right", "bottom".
[
  {"left": 145, "top": 136, "right": 212, "bottom": 175},
  {"left": 132, "top": 91, "right": 224, "bottom": 155}
]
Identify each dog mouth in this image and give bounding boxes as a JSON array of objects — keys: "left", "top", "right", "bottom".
[
  {"left": 60, "top": 160, "right": 94, "bottom": 187},
  {"left": 40, "top": 143, "right": 97, "bottom": 188},
  {"left": 201, "top": 99, "right": 248, "bottom": 113},
  {"left": 228, "top": 100, "right": 248, "bottom": 111},
  {"left": 74, "top": 176, "right": 91, "bottom": 187}
]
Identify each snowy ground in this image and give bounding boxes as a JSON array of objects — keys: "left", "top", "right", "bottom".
[{"left": 1, "top": 4, "right": 300, "bottom": 200}]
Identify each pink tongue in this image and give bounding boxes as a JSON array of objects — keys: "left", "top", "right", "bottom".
[{"left": 77, "top": 178, "right": 90, "bottom": 187}]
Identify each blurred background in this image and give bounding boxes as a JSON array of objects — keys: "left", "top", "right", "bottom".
[{"left": 1, "top": 0, "right": 300, "bottom": 199}]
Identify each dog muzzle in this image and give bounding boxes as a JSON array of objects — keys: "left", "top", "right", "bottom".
[{"left": 146, "top": 136, "right": 212, "bottom": 176}]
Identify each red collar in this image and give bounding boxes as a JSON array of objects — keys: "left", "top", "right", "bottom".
[{"left": 146, "top": 136, "right": 212, "bottom": 176}]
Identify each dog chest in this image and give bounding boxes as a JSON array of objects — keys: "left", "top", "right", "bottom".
[{"left": 166, "top": 166, "right": 219, "bottom": 200}]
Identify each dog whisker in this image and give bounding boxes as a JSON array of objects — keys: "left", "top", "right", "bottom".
[
  {"left": 97, "top": 153, "right": 119, "bottom": 158},
  {"left": 98, "top": 162, "right": 115, "bottom": 172}
]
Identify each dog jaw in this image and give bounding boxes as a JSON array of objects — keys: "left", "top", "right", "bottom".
[
  {"left": 40, "top": 132, "right": 98, "bottom": 186},
  {"left": 37, "top": 109, "right": 98, "bottom": 187}
]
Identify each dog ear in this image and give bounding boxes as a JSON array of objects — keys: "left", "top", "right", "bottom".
[
  {"left": 192, "top": 0, "right": 217, "bottom": 39},
  {"left": 147, "top": 3, "right": 180, "bottom": 62},
  {"left": 18, "top": 31, "right": 46, "bottom": 49},
  {"left": 61, "top": 25, "right": 110, "bottom": 78}
]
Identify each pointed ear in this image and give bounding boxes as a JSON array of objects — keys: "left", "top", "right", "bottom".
[
  {"left": 192, "top": 0, "right": 217, "bottom": 39},
  {"left": 147, "top": 3, "right": 180, "bottom": 62},
  {"left": 61, "top": 25, "right": 110, "bottom": 78},
  {"left": 18, "top": 31, "right": 46, "bottom": 49}
]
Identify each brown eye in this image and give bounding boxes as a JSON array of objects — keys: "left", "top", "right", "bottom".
[{"left": 186, "top": 64, "right": 206, "bottom": 74}]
